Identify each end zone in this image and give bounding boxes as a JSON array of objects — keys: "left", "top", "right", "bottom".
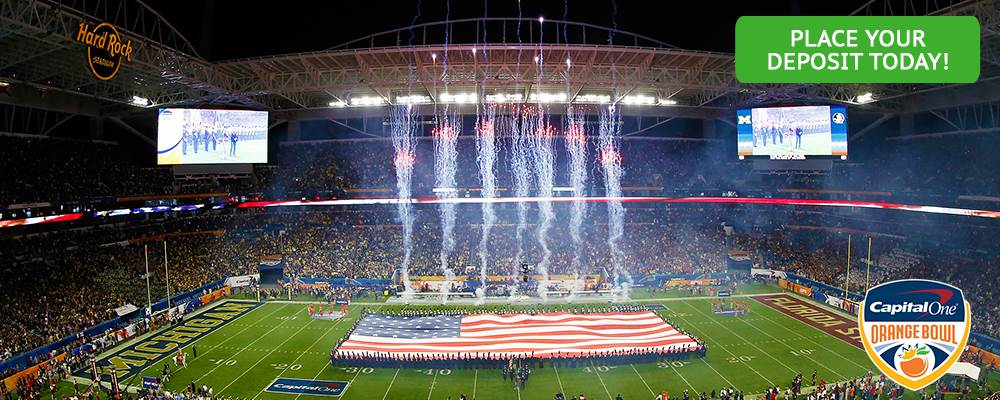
[
  {"left": 72, "top": 301, "right": 261, "bottom": 382},
  {"left": 752, "top": 293, "right": 863, "bottom": 349}
]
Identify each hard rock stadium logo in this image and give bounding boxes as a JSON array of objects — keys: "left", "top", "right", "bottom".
[
  {"left": 859, "top": 279, "right": 971, "bottom": 391},
  {"left": 73, "top": 21, "right": 133, "bottom": 81}
]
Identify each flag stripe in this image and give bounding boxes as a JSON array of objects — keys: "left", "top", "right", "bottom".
[{"left": 338, "top": 311, "right": 698, "bottom": 359}]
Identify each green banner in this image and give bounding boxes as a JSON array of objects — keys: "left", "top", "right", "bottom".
[{"left": 735, "top": 16, "right": 980, "bottom": 83}]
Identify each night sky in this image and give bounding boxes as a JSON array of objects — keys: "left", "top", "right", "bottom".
[{"left": 147, "top": 0, "right": 873, "bottom": 61}]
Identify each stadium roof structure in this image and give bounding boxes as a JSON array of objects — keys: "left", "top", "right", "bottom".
[{"left": 1, "top": 0, "right": 999, "bottom": 137}]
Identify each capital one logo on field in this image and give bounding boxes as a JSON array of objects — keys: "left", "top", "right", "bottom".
[{"left": 859, "top": 279, "right": 971, "bottom": 390}]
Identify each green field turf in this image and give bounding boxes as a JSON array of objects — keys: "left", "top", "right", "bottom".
[{"left": 60, "top": 285, "right": 998, "bottom": 400}]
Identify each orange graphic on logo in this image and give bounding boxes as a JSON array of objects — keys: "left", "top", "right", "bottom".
[{"left": 899, "top": 346, "right": 930, "bottom": 377}]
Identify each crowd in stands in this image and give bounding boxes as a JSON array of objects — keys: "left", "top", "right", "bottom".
[
  {"left": 1, "top": 130, "right": 999, "bottom": 397},
  {"left": 733, "top": 229, "right": 1000, "bottom": 340},
  {"left": 2, "top": 133, "right": 998, "bottom": 205},
  {"left": 2, "top": 204, "right": 999, "bottom": 366}
]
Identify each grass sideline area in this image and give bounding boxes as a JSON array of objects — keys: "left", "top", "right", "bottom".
[{"left": 57, "top": 284, "right": 999, "bottom": 400}]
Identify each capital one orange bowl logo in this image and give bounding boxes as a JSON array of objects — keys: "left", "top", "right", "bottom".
[{"left": 859, "top": 279, "right": 971, "bottom": 391}]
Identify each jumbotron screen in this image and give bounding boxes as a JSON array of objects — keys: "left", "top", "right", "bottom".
[
  {"left": 156, "top": 108, "right": 268, "bottom": 165},
  {"left": 736, "top": 105, "right": 848, "bottom": 158}
]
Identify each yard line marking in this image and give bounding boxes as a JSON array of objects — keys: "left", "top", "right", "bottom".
[
  {"left": 426, "top": 369, "right": 438, "bottom": 400},
  {"left": 381, "top": 369, "right": 400, "bottom": 400},
  {"left": 552, "top": 364, "right": 566, "bottom": 395},
  {"left": 194, "top": 305, "right": 300, "bottom": 382},
  {"left": 291, "top": 305, "right": 383, "bottom": 400},
  {"left": 338, "top": 368, "right": 364, "bottom": 400},
  {"left": 682, "top": 300, "right": 800, "bottom": 377},
  {"left": 215, "top": 309, "right": 322, "bottom": 393},
  {"left": 249, "top": 311, "right": 353, "bottom": 400},
  {"left": 730, "top": 311, "right": 847, "bottom": 381},
  {"left": 697, "top": 357, "right": 739, "bottom": 388},
  {"left": 139, "top": 305, "right": 284, "bottom": 376},
  {"left": 157, "top": 303, "right": 289, "bottom": 377},
  {"left": 630, "top": 364, "right": 656, "bottom": 396},
  {"left": 589, "top": 361, "right": 614, "bottom": 400},
  {"left": 659, "top": 308, "right": 772, "bottom": 387},
  {"left": 751, "top": 299, "right": 871, "bottom": 371},
  {"left": 666, "top": 360, "right": 698, "bottom": 393},
  {"left": 473, "top": 369, "right": 478, "bottom": 400}
]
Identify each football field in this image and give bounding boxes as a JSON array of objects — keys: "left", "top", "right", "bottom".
[{"left": 62, "top": 286, "right": 997, "bottom": 400}]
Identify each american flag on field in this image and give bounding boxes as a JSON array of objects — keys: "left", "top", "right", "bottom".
[{"left": 336, "top": 311, "right": 698, "bottom": 358}]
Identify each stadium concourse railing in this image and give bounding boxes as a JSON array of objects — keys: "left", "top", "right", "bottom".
[
  {"left": 753, "top": 269, "right": 1000, "bottom": 353},
  {"left": 0, "top": 279, "right": 226, "bottom": 383}
]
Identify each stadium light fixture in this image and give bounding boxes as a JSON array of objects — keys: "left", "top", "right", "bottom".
[
  {"left": 855, "top": 92, "right": 875, "bottom": 104},
  {"left": 471, "top": 48, "right": 477, "bottom": 56},
  {"left": 328, "top": 100, "right": 347, "bottom": 108},
  {"left": 565, "top": 58, "right": 571, "bottom": 68},
  {"left": 538, "top": 16, "right": 544, "bottom": 24},
  {"left": 575, "top": 94, "right": 611, "bottom": 104},
  {"left": 350, "top": 96, "right": 385, "bottom": 106},
  {"left": 658, "top": 98, "right": 678, "bottom": 106},
  {"left": 533, "top": 55, "right": 540, "bottom": 63},
  {"left": 395, "top": 95, "right": 431, "bottom": 104},
  {"left": 130, "top": 96, "right": 150, "bottom": 107},
  {"left": 529, "top": 92, "right": 567, "bottom": 103},
  {"left": 621, "top": 94, "right": 657, "bottom": 105},
  {"left": 431, "top": 53, "right": 437, "bottom": 63},
  {"left": 440, "top": 92, "right": 477, "bottom": 104},
  {"left": 485, "top": 93, "right": 523, "bottom": 103}
]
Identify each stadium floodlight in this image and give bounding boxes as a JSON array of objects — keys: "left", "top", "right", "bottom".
[
  {"left": 350, "top": 96, "right": 385, "bottom": 106},
  {"left": 130, "top": 96, "right": 150, "bottom": 107},
  {"left": 440, "top": 92, "right": 477, "bottom": 104},
  {"left": 658, "top": 98, "right": 678, "bottom": 106},
  {"left": 485, "top": 93, "right": 523, "bottom": 103},
  {"left": 529, "top": 92, "right": 567, "bottom": 103},
  {"left": 621, "top": 94, "right": 657, "bottom": 105},
  {"left": 565, "top": 58, "right": 571, "bottom": 68},
  {"left": 575, "top": 94, "right": 611, "bottom": 104},
  {"left": 328, "top": 100, "right": 347, "bottom": 108},
  {"left": 855, "top": 92, "right": 875, "bottom": 104},
  {"left": 534, "top": 55, "right": 540, "bottom": 63},
  {"left": 395, "top": 95, "right": 431, "bottom": 105},
  {"left": 471, "top": 48, "right": 477, "bottom": 56},
  {"left": 431, "top": 53, "right": 437, "bottom": 62},
  {"left": 538, "top": 16, "right": 544, "bottom": 24}
]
